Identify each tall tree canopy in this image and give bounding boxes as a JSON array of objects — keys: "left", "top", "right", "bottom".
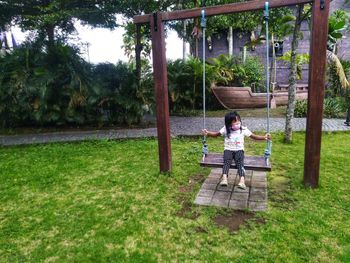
[{"left": 0, "top": 0, "right": 121, "bottom": 46}]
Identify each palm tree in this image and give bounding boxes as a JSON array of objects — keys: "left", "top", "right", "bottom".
[{"left": 326, "top": 50, "right": 350, "bottom": 89}]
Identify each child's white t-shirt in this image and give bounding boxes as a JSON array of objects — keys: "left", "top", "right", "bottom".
[{"left": 219, "top": 126, "right": 252, "bottom": 151}]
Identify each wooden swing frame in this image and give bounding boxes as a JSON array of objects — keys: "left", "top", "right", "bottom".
[{"left": 134, "top": 0, "right": 330, "bottom": 188}]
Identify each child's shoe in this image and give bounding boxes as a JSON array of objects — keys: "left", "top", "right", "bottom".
[
  {"left": 220, "top": 174, "right": 228, "bottom": 186},
  {"left": 238, "top": 182, "right": 246, "bottom": 190}
]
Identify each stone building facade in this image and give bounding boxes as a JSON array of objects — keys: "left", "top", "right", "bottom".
[{"left": 198, "top": 0, "right": 350, "bottom": 87}]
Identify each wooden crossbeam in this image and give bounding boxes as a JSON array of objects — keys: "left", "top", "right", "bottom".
[
  {"left": 200, "top": 153, "right": 271, "bottom": 171},
  {"left": 134, "top": 0, "right": 312, "bottom": 24}
]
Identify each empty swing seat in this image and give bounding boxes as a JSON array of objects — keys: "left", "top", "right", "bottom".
[{"left": 200, "top": 153, "right": 271, "bottom": 171}]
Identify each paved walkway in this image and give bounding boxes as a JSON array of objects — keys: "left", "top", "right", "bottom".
[
  {"left": 1, "top": 117, "right": 349, "bottom": 146},
  {"left": 194, "top": 169, "right": 268, "bottom": 211}
]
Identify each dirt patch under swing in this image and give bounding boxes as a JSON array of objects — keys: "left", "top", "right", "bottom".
[{"left": 214, "top": 211, "right": 266, "bottom": 233}]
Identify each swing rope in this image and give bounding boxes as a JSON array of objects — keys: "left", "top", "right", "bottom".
[
  {"left": 201, "top": 2, "right": 272, "bottom": 165},
  {"left": 263, "top": 1, "right": 272, "bottom": 165},
  {"left": 201, "top": 8, "right": 208, "bottom": 159}
]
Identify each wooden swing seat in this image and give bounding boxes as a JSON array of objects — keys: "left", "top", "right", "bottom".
[{"left": 200, "top": 153, "right": 271, "bottom": 171}]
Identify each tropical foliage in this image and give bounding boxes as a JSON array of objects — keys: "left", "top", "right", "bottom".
[
  {"left": 294, "top": 98, "right": 346, "bottom": 118},
  {"left": 0, "top": 42, "right": 148, "bottom": 128},
  {"left": 88, "top": 62, "right": 146, "bottom": 125},
  {"left": 173, "top": 1, "right": 291, "bottom": 39},
  {"left": 0, "top": 0, "right": 121, "bottom": 47},
  {"left": 167, "top": 54, "right": 265, "bottom": 115},
  {"left": 278, "top": 52, "right": 309, "bottom": 80},
  {"left": 327, "top": 9, "right": 350, "bottom": 53},
  {"left": 327, "top": 58, "right": 350, "bottom": 98},
  {"left": 167, "top": 57, "right": 216, "bottom": 114},
  {"left": 0, "top": 42, "right": 91, "bottom": 127},
  {"left": 208, "top": 54, "right": 265, "bottom": 90}
]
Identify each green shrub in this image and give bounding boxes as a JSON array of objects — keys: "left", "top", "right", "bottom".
[
  {"left": 89, "top": 62, "right": 144, "bottom": 125},
  {"left": 327, "top": 58, "right": 350, "bottom": 98},
  {"left": 167, "top": 57, "right": 220, "bottom": 114},
  {"left": 239, "top": 55, "right": 265, "bottom": 91},
  {"left": 34, "top": 44, "right": 92, "bottom": 126},
  {"left": 323, "top": 98, "right": 343, "bottom": 118},
  {"left": 0, "top": 42, "right": 93, "bottom": 127},
  {"left": 168, "top": 58, "right": 199, "bottom": 113},
  {"left": 208, "top": 54, "right": 265, "bottom": 90},
  {"left": 0, "top": 43, "right": 148, "bottom": 128},
  {"left": 167, "top": 54, "right": 265, "bottom": 115},
  {"left": 0, "top": 46, "right": 37, "bottom": 127},
  {"left": 294, "top": 99, "right": 308, "bottom": 117},
  {"left": 294, "top": 98, "right": 345, "bottom": 118}
]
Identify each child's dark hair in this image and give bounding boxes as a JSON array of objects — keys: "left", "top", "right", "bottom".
[{"left": 225, "top": 111, "right": 242, "bottom": 137}]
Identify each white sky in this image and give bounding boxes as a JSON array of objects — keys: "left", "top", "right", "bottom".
[{"left": 10, "top": 23, "right": 185, "bottom": 64}]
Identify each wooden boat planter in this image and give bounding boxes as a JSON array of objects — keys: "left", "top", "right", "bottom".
[{"left": 211, "top": 84, "right": 308, "bottom": 109}]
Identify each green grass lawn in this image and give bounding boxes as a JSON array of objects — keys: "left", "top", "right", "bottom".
[{"left": 1, "top": 132, "right": 350, "bottom": 262}]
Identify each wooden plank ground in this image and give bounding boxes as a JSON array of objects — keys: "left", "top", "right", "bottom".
[{"left": 194, "top": 169, "right": 268, "bottom": 211}]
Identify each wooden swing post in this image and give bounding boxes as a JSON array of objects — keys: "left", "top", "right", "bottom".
[
  {"left": 134, "top": 0, "right": 330, "bottom": 188},
  {"left": 150, "top": 12, "right": 172, "bottom": 172},
  {"left": 304, "top": 0, "right": 330, "bottom": 188}
]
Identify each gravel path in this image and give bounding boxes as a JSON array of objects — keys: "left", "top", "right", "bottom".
[{"left": 1, "top": 117, "right": 349, "bottom": 146}]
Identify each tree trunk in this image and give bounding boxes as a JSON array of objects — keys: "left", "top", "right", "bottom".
[
  {"left": 182, "top": 20, "right": 187, "bottom": 61},
  {"left": 46, "top": 25, "right": 55, "bottom": 48},
  {"left": 284, "top": 5, "right": 303, "bottom": 143},
  {"left": 194, "top": 0, "right": 199, "bottom": 58},
  {"left": 135, "top": 24, "right": 142, "bottom": 86}
]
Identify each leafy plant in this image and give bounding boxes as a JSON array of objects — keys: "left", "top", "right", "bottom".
[
  {"left": 0, "top": 46, "right": 37, "bottom": 127},
  {"left": 89, "top": 62, "right": 144, "bottom": 125},
  {"left": 294, "top": 98, "right": 345, "bottom": 118},
  {"left": 328, "top": 9, "right": 349, "bottom": 53},
  {"left": 33, "top": 44, "right": 92, "bottom": 125},
  {"left": 294, "top": 99, "right": 308, "bottom": 117},
  {"left": 122, "top": 22, "right": 152, "bottom": 62},
  {"left": 208, "top": 54, "right": 264, "bottom": 89},
  {"left": 208, "top": 54, "right": 236, "bottom": 85},
  {"left": 323, "top": 98, "right": 343, "bottom": 118},
  {"left": 0, "top": 42, "right": 148, "bottom": 128},
  {"left": 327, "top": 58, "right": 350, "bottom": 98},
  {"left": 167, "top": 56, "right": 221, "bottom": 114},
  {"left": 240, "top": 55, "right": 265, "bottom": 91},
  {"left": 278, "top": 52, "right": 309, "bottom": 80}
]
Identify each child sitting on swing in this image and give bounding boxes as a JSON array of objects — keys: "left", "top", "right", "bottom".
[{"left": 202, "top": 111, "right": 271, "bottom": 189}]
